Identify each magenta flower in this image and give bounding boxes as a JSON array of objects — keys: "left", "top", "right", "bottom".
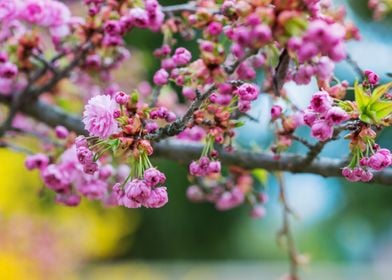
[
  {"left": 215, "top": 188, "right": 245, "bottom": 211},
  {"left": 186, "top": 185, "right": 205, "bottom": 202},
  {"left": 207, "top": 161, "right": 221, "bottom": 174},
  {"left": 311, "top": 120, "right": 333, "bottom": 141},
  {"left": 75, "top": 136, "right": 88, "bottom": 148},
  {"left": 56, "top": 193, "right": 81, "bottom": 207},
  {"left": 235, "top": 83, "right": 259, "bottom": 101},
  {"left": 125, "top": 179, "right": 151, "bottom": 203},
  {"left": 42, "top": 164, "right": 70, "bottom": 193},
  {"left": 114, "top": 91, "right": 130, "bottom": 105},
  {"left": 104, "top": 20, "right": 123, "bottom": 36},
  {"left": 303, "top": 109, "right": 318, "bottom": 126},
  {"left": 310, "top": 91, "right": 331, "bottom": 113},
  {"left": 76, "top": 147, "right": 93, "bottom": 165},
  {"left": 83, "top": 95, "right": 120, "bottom": 139},
  {"left": 207, "top": 22, "right": 223, "bottom": 36},
  {"left": 172, "top": 47, "right": 192, "bottom": 66},
  {"left": 368, "top": 149, "right": 392, "bottom": 171},
  {"left": 25, "top": 154, "right": 50, "bottom": 170},
  {"left": 128, "top": 8, "right": 149, "bottom": 28},
  {"left": 0, "top": 0, "right": 18, "bottom": 21},
  {"left": 143, "top": 168, "right": 166, "bottom": 187},
  {"left": 153, "top": 68, "right": 169, "bottom": 86},
  {"left": 143, "top": 187, "right": 168, "bottom": 208},
  {"left": 77, "top": 179, "right": 107, "bottom": 200},
  {"left": 55, "top": 125, "right": 69, "bottom": 139},
  {"left": 182, "top": 87, "right": 196, "bottom": 100},
  {"left": 20, "top": 0, "right": 45, "bottom": 24},
  {"left": 325, "top": 107, "right": 349, "bottom": 125},
  {"left": 364, "top": 69, "right": 380, "bottom": 85},
  {"left": 271, "top": 105, "right": 283, "bottom": 120},
  {"left": 189, "top": 161, "right": 202, "bottom": 176},
  {"left": 0, "top": 62, "right": 17, "bottom": 79},
  {"left": 342, "top": 167, "right": 360, "bottom": 182},
  {"left": 83, "top": 162, "right": 98, "bottom": 175}
]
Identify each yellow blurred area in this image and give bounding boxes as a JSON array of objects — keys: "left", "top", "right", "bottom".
[{"left": 0, "top": 149, "right": 140, "bottom": 279}]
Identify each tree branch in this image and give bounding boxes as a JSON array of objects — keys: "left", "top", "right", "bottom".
[
  {"left": 1, "top": 94, "right": 392, "bottom": 185},
  {"left": 161, "top": 3, "right": 197, "bottom": 13},
  {"left": 1, "top": 96, "right": 392, "bottom": 184}
]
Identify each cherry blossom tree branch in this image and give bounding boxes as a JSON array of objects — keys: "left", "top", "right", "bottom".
[
  {"left": 161, "top": 3, "right": 197, "bottom": 13},
  {"left": 2, "top": 94, "right": 391, "bottom": 185}
]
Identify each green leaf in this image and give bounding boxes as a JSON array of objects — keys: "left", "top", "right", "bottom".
[
  {"left": 252, "top": 169, "right": 268, "bottom": 185},
  {"left": 359, "top": 113, "right": 374, "bottom": 124},
  {"left": 371, "top": 100, "right": 392, "bottom": 121},
  {"left": 354, "top": 82, "right": 370, "bottom": 111},
  {"left": 284, "top": 17, "right": 308, "bottom": 36},
  {"left": 369, "top": 82, "right": 392, "bottom": 104},
  {"left": 233, "top": 121, "right": 245, "bottom": 128}
]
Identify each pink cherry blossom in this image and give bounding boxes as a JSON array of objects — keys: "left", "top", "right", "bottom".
[{"left": 83, "top": 95, "right": 120, "bottom": 139}]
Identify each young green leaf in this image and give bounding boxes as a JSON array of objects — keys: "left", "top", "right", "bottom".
[
  {"left": 354, "top": 82, "right": 370, "bottom": 111},
  {"left": 369, "top": 81, "right": 392, "bottom": 104},
  {"left": 370, "top": 100, "right": 392, "bottom": 121}
]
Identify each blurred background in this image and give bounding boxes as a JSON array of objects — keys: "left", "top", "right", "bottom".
[{"left": 1, "top": 0, "right": 392, "bottom": 279}]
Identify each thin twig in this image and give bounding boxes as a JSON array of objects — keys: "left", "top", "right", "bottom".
[
  {"left": 0, "top": 140, "right": 34, "bottom": 155},
  {"left": 346, "top": 54, "right": 364, "bottom": 79},
  {"left": 291, "top": 134, "right": 313, "bottom": 149},
  {"left": 276, "top": 172, "right": 300, "bottom": 280},
  {"left": 161, "top": 3, "right": 197, "bottom": 13},
  {"left": 273, "top": 49, "right": 290, "bottom": 96}
]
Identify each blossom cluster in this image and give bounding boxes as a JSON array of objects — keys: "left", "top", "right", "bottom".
[
  {"left": 187, "top": 170, "right": 268, "bottom": 219},
  {"left": 25, "top": 144, "right": 123, "bottom": 207},
  {"left": 288, "top": 20, "right": 347, "bottom": 84},
  {"left": 8, "top": 0, "right": 390, "bottom": 215},
  {"left": 303, "top": 91, "right": 349, "bottom": 141},
  {"left": 113, "top": 168, "right": 168, "bottom": 209}
]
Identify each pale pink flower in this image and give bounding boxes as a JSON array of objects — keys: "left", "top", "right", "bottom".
[{"left": 83, "top": 95, "right": 119, "bottom": 139}]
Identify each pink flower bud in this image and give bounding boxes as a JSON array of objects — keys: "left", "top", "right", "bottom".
[
  {"left": 172, "top": 47, "right": 192, "bottom": 66},
  {"left": 75, "top": 136, "right": 88, "bottom": 148},
  {"left": 0, "top": 62, "right": 17, "bottom": 79},
  {"left": 207, "top": 22, "right": 223, "bottom": 36},
  {"left": 145, "top": 122, "right": 159, "bottom": 133},
  {"left": 183, "top": 87, "right": 196, "bottom": 100},
  {"left": 250, "top": 205, "right": 266, "bottom": 219},
  {"left": 271, "top": 105, "right": 283, "bottom": 120},
  {"left": 186, "top": 185, "right": 205, "bottom": 202},
  {"left": 207, "top": 161, "right": 221, "bottom": 174},
  {"left": 144, "top": 168, "right": 166, "bottom": 187},
  {"left": 364, "top": 69, "right": 380, "bottom": 85},
  {"left": 153, "top": 68, "right": 169, "bottom": 86},
  {"left": 55, "top": 125, "right": 69, "bottom": 139},
  {"left": 368, "top": 149, "right": 392, "bottom": 171},
  {"left": 77, "top": 147, "right": 93, "bottom": 164},
  {"left": 215, "top": 188, "right": 244, "bottom": 211},
  {"left": 235, "top": 83, "right": 259, "bottom": 101},
  {"left": 25, "top": 154, "right": 49, "bottom": 170},
  {"left": 56, "top": 193, "right": 81, "bottom": 207},
  {"left": 114, "top": 91, "right": 130, "bottom": 105}
]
